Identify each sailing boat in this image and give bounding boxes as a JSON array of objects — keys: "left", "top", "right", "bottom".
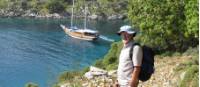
[{"left": 60, "top": 0, "right": 99, "bottom": 41}]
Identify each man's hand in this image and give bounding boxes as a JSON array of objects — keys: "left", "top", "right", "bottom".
[
  {"left": 114, "top": 80, "right": 119, "bottom": 87},
  {"left": 129, "top": 80, "right": 139, "bottom": 87}
]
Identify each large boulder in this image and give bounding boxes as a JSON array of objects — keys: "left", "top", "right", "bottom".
[{"left": 84, "top": 66, "right": 108, "bottom": 79}]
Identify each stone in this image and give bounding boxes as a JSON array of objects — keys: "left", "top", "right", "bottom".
[
  {"left": 117, "top": 14, "right": 126, "bottom": 20},
  {"left": 29, "top": 13, "right": 36, "bottom": 17},
  {"left": 108, "top": 70, "right": 117, "bottom": 77},
  {"left": 84, "top": 66, "right": 108, "bottom": 79},
  {"left": 90, "top": 66, "right": 107, "bottom": 76},
  {"left": 60, "top": 83, "right": 70, "bottom": 87},
  {"left": 88, "top": 14, "right": 98, "bottom": 20},
  {"left": 52, "top": 13, "right": 62, "bottom": 18},
  {"left": 84, "top": 72, "right": 94, "bottom": 79},
  {"left": 108, "top": 14, "right": 118, "bottom": 20},
  {"left": 180, "top": 71, "right": 186, "bottom": 80}
]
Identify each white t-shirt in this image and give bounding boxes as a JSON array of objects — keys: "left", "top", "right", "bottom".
[{"left": 117, "top": 42, "right": 143, "bottom": 86}]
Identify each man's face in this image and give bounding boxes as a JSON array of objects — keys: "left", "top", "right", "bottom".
[{"left": 121, "top": 32, "right": 133, "bottom": 44}]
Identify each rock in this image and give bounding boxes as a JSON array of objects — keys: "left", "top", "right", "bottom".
[
  {"left": 180, "top": 71, "right": 186, "bottom": 80},
  {"left": 84, "top": 72, "right": 94, "bottom": 79},
  {"left": 36, "top": 15, "right": 46, "bottom": 18},
  {"left": 84, "top": 66, "right": 108, "bottom": 79},
  {"left": 52, "top": 13, "right": 62, "bottom": 18},
  {"left": 90, "top": 66, "right": 107, "bottom": 76},
  {"left": 82, "top": 83, "right": 88, "bottom": 87},
  {"left": 118, "top": 14, "right": 126, "bottom": 20},
  {"left": 108, "top": 14, "right": 118, "bottom": 20},
  {"left": 108, "top": 70, "right": 117, "bottom": 77},
  {"left": 8, "top": 11, "right": 14, "bottom": 17},
  {"left": 88, "top": 14, "right": 98, "bottom": 20},
  {"left": 90, "top": 66, "right": 107, "bottom": 73},
  {"left": 107, "top": 14, "right": 126, "bottom": 20},
  {"left": 60, "top": 83, "right": 70, "bottom": 87},
  {"left": 29, "top": 13, "right": 37, "bottom": 17}
]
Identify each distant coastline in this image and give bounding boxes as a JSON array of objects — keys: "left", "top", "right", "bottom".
[
  {"left": 0, "top": 9, "right": 127, "bottom": 20},
  {"left": 0, "top": 0, "right": 128, "bottom": 20}
]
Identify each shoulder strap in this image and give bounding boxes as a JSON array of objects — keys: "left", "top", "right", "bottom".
[
  {"left": 129, "top": 44, "right": 134, "bottom": 60},
  {"left": 129, "top": 43, "right": 140, "bottom": 60}
]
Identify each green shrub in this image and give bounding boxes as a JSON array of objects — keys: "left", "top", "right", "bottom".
[
  {"left": 179, "top": 65, "right": 199, "bottom": 87},
  {"left": 174, "top": 46, "right": 199, "bottom": 87},
  {"left": 106, "top": 62, "right": 118, "bottom": 70},
  {"left": 183, "top": 46, "right": 199, "bottom": 56},
  {"left": 0, "top": 0, "right": 8, "bottom": 8},
  {"left": 58, "top": 71, "right": 81, "bottom": 82},
  {"left": 160, "top": 51, "right": 173, "bottom": 57},
  {"left": 93, "top": 41, "right": 122, "bottom": 70},
  {"left": 46, "top": 0, "right": 67, "bottom": 13},
  {"left": 25, "top": 82, "right": 39, "bottom": 87},
  {"left": 128, "top": 0, "right": 198, "bottom": 51},
  {"left": 80, "top": 67, "right": 89, "bottom": 75},
  {"left": 94, "top": 59, "right": 105, "bottom": 69},
  {"left": 172, "top": 52, "right": 181, "bottom": 57}
]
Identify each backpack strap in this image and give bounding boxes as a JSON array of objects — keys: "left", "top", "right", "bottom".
[{"left": 129, "top": 43, "right": 140, "bottom": 60}]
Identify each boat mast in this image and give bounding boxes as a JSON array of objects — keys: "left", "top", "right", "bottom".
[
  {"left": 84, "top": 2, "right": 88, "bottom": 29},
  {"left": 71, "top": 0, "right": 74, "bottom": 28}
]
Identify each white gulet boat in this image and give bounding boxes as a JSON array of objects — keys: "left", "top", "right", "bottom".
[{"left": 60, "top": 0, "right": 99, "bottom": 41}]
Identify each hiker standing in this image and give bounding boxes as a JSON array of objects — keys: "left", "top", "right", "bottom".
[{"left": 116, "top": 25, "right": 143, "bottom": 87}]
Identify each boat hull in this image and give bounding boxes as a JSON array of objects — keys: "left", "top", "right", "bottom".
[{"left": 60, "top": 25, "right": 98, "bottom": 41}]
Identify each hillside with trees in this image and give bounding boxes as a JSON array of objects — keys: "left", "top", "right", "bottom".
[
  {"left": 0, "top": 0, "right": 128, "bottom": 19},
  {"left": 128, "top": 0, "right": 198, "bottom": 52}
]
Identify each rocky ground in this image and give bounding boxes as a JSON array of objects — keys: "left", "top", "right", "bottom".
[
  {"left": 59, "top": 55, "right": 191, "bottom": 87},
  {"left": 138, "top": 56, "right": 191, "bottom": 87}
]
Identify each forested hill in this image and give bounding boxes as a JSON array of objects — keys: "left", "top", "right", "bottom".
[{"left": 0, "top": 0, "right": 128, "bottom": 19}]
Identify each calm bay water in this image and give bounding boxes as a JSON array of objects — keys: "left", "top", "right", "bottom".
[{"left": 0, "top": 18, "right": 124, "bottom": 87}]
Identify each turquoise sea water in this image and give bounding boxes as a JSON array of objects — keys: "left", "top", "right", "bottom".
[{"left": 0, "top": 18, "right": 124, "bottom": 87}]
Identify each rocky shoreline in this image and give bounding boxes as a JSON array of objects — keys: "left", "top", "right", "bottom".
[{"left": 0, "top": 9, "right": 127, "bottom": 20}]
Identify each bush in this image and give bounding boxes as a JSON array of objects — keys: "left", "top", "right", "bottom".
[
  {"left": 25, "top": 82, "right": 39, "bottom": 87},
  {"left": 160, "top": 51, "right": 174, "bottom": 57},
  {"left": 58, "top": 71, "right": 81, "bottom": 82},
  {"left": 94, "top": 59, "right": 104, "bottom": 69},
  {"left": 93, "top": 41, "right": 122, "bottom": 70},
  {"left": 179, "top": 65, "right": 199, "bottom": 87},
  {"left": 182, "top": 46, "right": 199, "bottom": 56},
  {"left": 128, "top": 0, "right": 198, "bottom": 52},
  {"left": 80, "top": 67, "right": 90, "bottom": 75},
  {"left": 46, "top": 0, "right": 67, "bottom": 13},
  {"left": 173, "top": 46, "right": 199, "bottom": 87},
  {"left": 0, "top": 0, "right": 8, "bottom": 8}
]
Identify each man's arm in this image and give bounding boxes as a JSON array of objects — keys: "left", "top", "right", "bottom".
[
  {"left": 130, "top": 45, "right": 143, "bottom": 87},
  {"left": 130, "top": 66, "right": 141, "bottom": 87}
]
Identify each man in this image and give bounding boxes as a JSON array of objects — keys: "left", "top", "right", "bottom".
[{"left": 116, "top": 25, "right": 143, "bottom": 87}]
